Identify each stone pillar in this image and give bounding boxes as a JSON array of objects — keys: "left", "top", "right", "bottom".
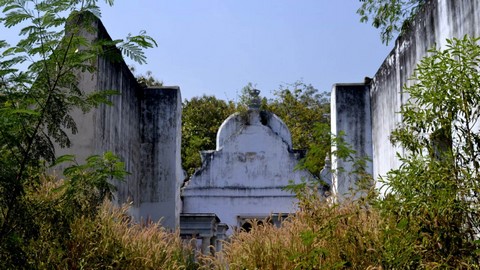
[
  {"left": 201, "top": 237, "right": 212, "bottom": 254},
  {"left": 180, "top": 213, "right": 222, "bottom": 253},
  {"left": 215, "top": 223, "right": 228, "bottom": 252}
]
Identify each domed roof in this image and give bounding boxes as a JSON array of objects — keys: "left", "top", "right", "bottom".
[{"left": 216, "top": 109, "right": 292, "bottom": 151}]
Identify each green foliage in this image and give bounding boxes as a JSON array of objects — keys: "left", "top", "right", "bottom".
[
  {"left": 266, "top": 81, "right": 330, "bottom": 176},
  {"left": 267, "top": 81, "right": 329, "bottom": 150},
  {"left": 378, "top": 36, "right": 480, "bottom": 268},
  {"left": 24, "top": 177, "right": 193, "bottom": 269},
  {"left": 0, "top": 152, "right": 129, "bottom": 269},
  {"left": 0, "top": 0, "right": 157, "bottom": 267},
  {"left": 118, "top": 30, "right": 157, "bottom": 65},
  {"left": 201, "top": 36, "right": 480, "bottom": 269},
  {"left": 57, "top": 152, "right": 129, "bottom": 219},
  {"left": 357, "top": 0, "right": 425, "bottom": 44},
  {"left": 182, "top": 95, "right": 236, "bottom": 176},
  {"left": 285, "top": 126, "right": 374, "bottom": 203},
  {"left": 297, "top": 122, "right": 331, "bottom": 177}
]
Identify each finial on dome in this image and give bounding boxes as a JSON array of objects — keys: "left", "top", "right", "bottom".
[{"left": 248, "top": 89, "right": 261, "bottom": 109}]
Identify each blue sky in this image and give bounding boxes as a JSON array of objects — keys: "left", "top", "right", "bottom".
[
  {"left": 97, "top": 1, "right": 395, "bottom": 101},
  {"left": 4, "top": 1, "right": 395, "bottom": 101}
]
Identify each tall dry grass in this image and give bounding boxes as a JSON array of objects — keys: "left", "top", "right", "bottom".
[
  {"left": 25, "top": 175, "right": 195, "bottom": 269},
  {"left": 202, "top": 192, "right": 383, "bottom": 270},
  {"left": 66, "top": 202, "right": 194, "bottom": 269}
]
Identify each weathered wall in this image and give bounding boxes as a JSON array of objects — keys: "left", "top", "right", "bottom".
[
  {"left": 332, "top": 0, "right": 480, "bottom": 192},
  {"left": 136, "top": 87, "right": 182, "bottom": 228},
  {"left": 182, "top": 110, "right": 314, "bottom": 232},
  {"left": 331, "top": 83, "right": 372, "bottom": 197},
  {"left": 56, "top": 14, "right": 182, "bottom": 228},
  {"left": 370, "top": 0, "right": 480, "bottom": 183}
]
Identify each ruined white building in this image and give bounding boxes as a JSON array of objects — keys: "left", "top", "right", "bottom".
[
  {"left": 63, "top": 1, "right": 480, "bottom": 252},
  {"left": 65, "top": 14, "right": 316, "bottom": 241},
  {"left": 179, "top": 91, "right": 317, "bottom": 251}
]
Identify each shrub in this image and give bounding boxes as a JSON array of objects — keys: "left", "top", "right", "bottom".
[
  {"left": 24, "top": 175, "right": 194, "bottom": 269},
  {"left": 66, "top": 202, "right": 194, "bottom": 270},
  {"left": 204, "top": 191, "right": 382, "bottom": 270}
]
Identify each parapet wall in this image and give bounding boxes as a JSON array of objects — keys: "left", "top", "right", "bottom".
[
  {"left": 333, "top": 0, "right": 480, "bottom": 192},
  {"left": 331, "top": 83, "right": 372, "bottom": 197},
  {"left": 56, "top": 13, "right": 182, "bottom": 228},
  {"left": 137, "top": 87, "right": 182, "bottom": 228},
  {"left": 371, "top": 0, "right": 480, "bottom": 181}
]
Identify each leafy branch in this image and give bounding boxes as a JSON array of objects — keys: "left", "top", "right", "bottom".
[{"left": 357, "top": 0, "right": 426, "bottom": 44}]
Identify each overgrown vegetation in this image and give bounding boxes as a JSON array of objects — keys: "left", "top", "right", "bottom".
[
  {"left": 181, "top": 95, "right": 237, "bottom": 176},
  {"left": 0, "top": 0, "right": 194, "bottom": 268},
  {"left": 200, "top": 36, "right": 480, "bottom": 269},
  {"left": 1, "top": 0, "right": 479, "bottom": 268},
  {"left": 201, "top": 196, "right": 382, "bottom": 269},
  {"left": 378, "top": 35, "right": 480, "bottom": 268},
  {"left": 22, "top": 167, "right": 193, "bottom": 269},
  {"left": 358, "top": 0, "right": 426, "bottom": 44}
]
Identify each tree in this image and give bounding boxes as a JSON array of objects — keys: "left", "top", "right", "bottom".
[
  {"left": 181, "top": 95, "right": 236, "bottom": 176},
  {"left": 0, "top": 0, "right": 155, "bottom": 267},
  {"left": 379, "top": 36, "right": 480, "bottom": 267},
  {"left": 357, "top": 0, "right": 426, "bottom": 44},
  {"left": 267, "top": 81, "right": 330, "bottom": 176}
]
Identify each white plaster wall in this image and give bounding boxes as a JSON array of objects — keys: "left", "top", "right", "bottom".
[
  {"left": 139, "top": 87, "right": 182, "bottom": 228},
  {"left": 56, "top": 15, "right": 144, "bottom": 204},
  {"left": 55, "top": 73, "right": 97, "bottom": 166},
  {"left": 57, "top": 15, "right": 183, "bottom": 229},
  {"left": 182, "top": 110, "right": 313, "bottom": 232},
  {"left": 330, "top": 84, "right": 373, "bottom": 197},
  {"left": 370, "top": 0, "right": 480, "bottom": 186},
  {"left": 183, "top": 194, "right": 297, "bottom": 231},
  {"left": 331, "top": 1, "right": 480, "bottom": 195}
]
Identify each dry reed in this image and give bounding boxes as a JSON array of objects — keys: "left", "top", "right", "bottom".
[{"left": 203, "top": 195, "right": 383, "bottom": 270}]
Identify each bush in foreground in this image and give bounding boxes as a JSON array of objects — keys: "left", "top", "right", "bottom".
[
  {"left": 24, "top": 175, "right": 194, "bottom": 270},
  {"left": 202, "top": 189, "right": 383, "bottom": 270}
]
